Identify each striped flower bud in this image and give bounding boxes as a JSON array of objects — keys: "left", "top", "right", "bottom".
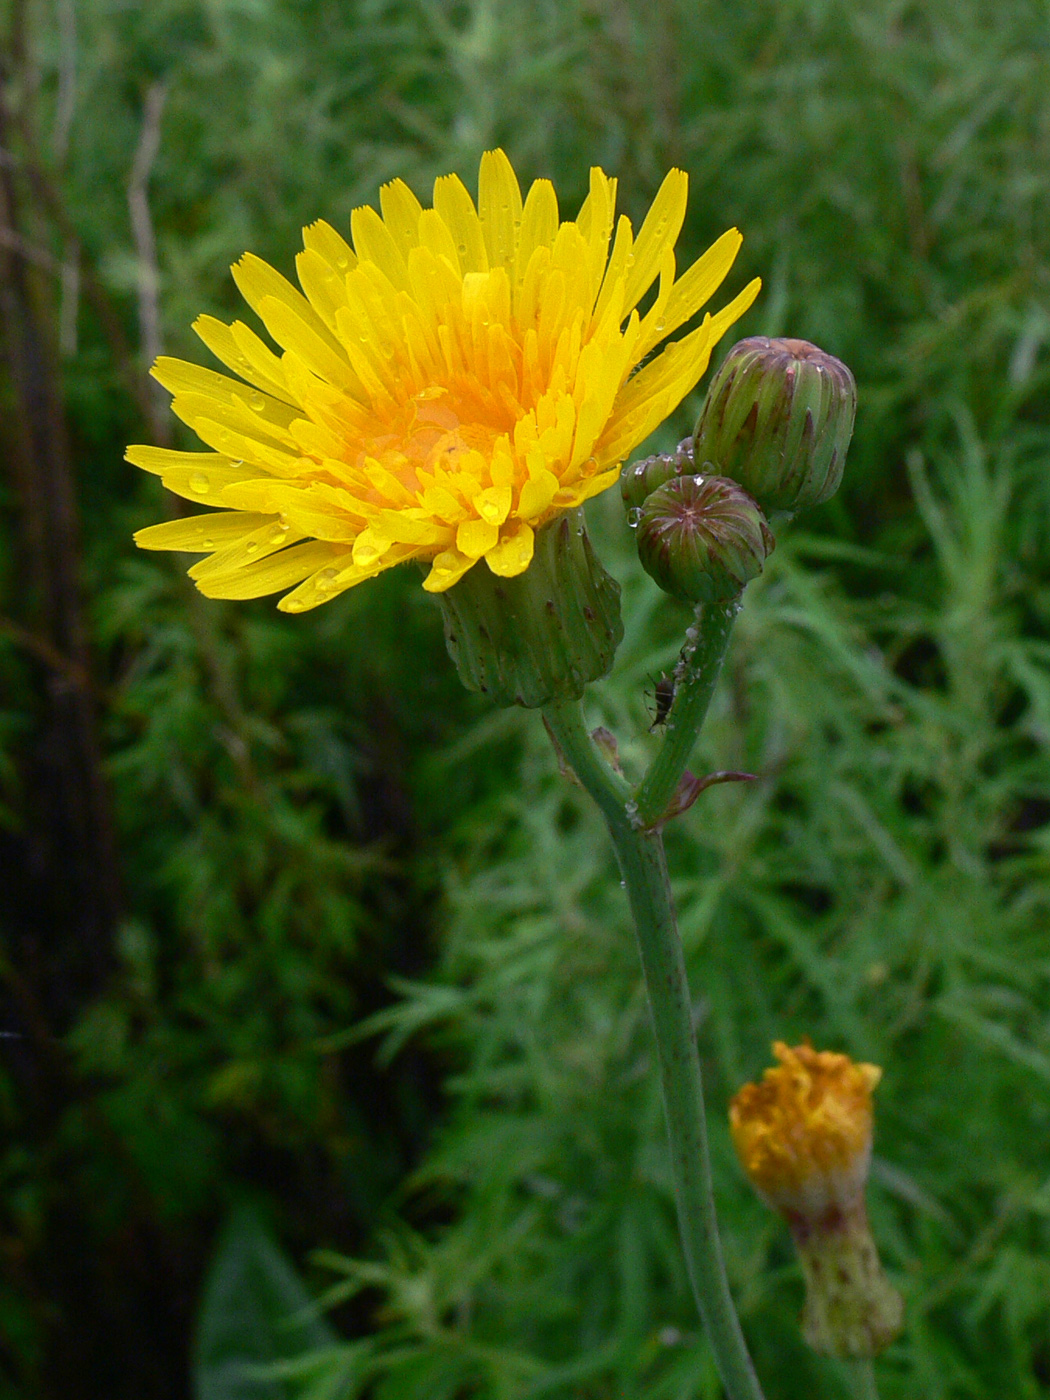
[
  {"left": 620, "top": 439, "right": 695, "bottom": 515},
  {"left": 635, "top": 475, "right": 773, "bottom": 606},
  {"left": 730, "top": 1042, "right": 903, "bottom": 1359},
  {"left": 694, "top": 338, "right": 856, "bottom": 513}
]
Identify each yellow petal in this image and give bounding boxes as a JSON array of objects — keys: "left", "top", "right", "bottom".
[
  {"left": 295, "top": 247, "right": 350, "bottom": 332},
  {"left": 188, "top": 519, "right": 308, "bottom": 580},
  {"left": 279, "top": 546, "right": 414, "bottom": 612},
  {"left": 126, "top": 445, "right": 233, "bottom": 478},
  {"left": 516, "top": 469, "right": 559, "bottom": 520},
  {"left": 195, "top": 541, "right": 348, "bottom": 600},
  {"left": 516, "top": 179, "right": 559, "bottom": 283},
  {"left": 592, "top": 215, "right": 634, "bottom": 327},
  {"left": 485, "top": 521, "right": 534, "bottom": 577},
  {"left": 422, "top": 548, "right": 476, "bottom": 593},
  {"left": 302, "top": 220, "right": 357, "bottom": 275},
  {"left": 134, "top": 512, "right": 275, "bottom": 553},
  {"left": 474, "top": 484, "right": 512, "bottom": 525},
  {"left": 256, "top": 295, "right": 363, "bottom": 397},
  {"left": 478, "top": 148, "right": 522, "bottom": 271},
  {"left": 192, "top": 316, "right": 293, "bottom": 402},
  {"left": 379, "top": 179, "right": 424, "bottom": 256},
  {"left": 227, "top": 320, "right": 296, "bottom": 400},
  {"left": 456, "top": 517, "right": 500, "bottom": 558},
  {"left": 623, "top": 168, "right": 688, "bottom": 313},
  {"left": 655, "top": 228, "right": 743, "bottom": 346},
  {"left": 351, "top": 203, "right": 409, "bottom": 289},
  {"left": 432, "top": 173, "right": 487, "bottom": 273},
  {"left": 232, "top": 253, "right": 337, "bottom": 351},
  {"left": 159, "top": 465, "right": 266, "bottom": 507},
  {"left": 704, "top": 276, "right": 762, "bottom": 343},
  {"left": 575, "top": 166, "right": 616, "bottom": 307},
  {"left": 151, "top": 358, "right": 300, "bottom": 432}
]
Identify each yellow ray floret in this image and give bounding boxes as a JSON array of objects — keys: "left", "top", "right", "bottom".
[
  {"left": 130, "top": 150, "right": 760, "bottom": 611},
  {"left": 729, "top": 1042, "right": 881, "bottom": 1216}
]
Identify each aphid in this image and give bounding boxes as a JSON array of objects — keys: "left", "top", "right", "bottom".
[{"left": 647, "top": 671, "right": 676, "bottom": 731}]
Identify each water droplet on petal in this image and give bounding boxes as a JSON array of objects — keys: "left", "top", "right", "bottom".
[
  {"left": 248, "top": 393, "right": 265, "bottom": 411},
  {"left": 245, "top": 540, "right": 259, "bottom": 555},
  {"left": 201, "top": 539, "right": 215, "bottom": 551},
  {"left": 627, "top": 507, "right": 642, "bottom": 528},
  {"left": 316, "top": 567, "right": 340, "bottom": 591},
  {"left": 284, "top": 596, "right": 306, "bottom": 612},
  {"left": 189, "top": 473, "right": 210, "bottom": 494}
]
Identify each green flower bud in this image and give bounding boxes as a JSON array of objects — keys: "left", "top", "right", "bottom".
[
  {"left": 437, "top": 509, "right": 623, "bottom": 708},
  {"left": 620, "top": 438, "right": 694, "bottom": 514},
  {"left": 694, "top": 337, "right": 856, "bottom": 513},
  {"left": 635, "top": 475, "right": 774, "bottom": 606}
]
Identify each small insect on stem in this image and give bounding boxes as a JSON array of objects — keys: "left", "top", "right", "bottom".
[{"left": 647, "top": 671, "right": 677, "bottom": 731}]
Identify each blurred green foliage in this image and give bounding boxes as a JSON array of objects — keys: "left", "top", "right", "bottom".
[{"left": 2, "top": 0, "right": 1050, "bottom": 1397}]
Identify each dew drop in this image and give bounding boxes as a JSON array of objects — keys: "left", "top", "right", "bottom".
[
  {"left": 336, "top": 255, "right": 350, "bottom": 269},
  {"left": 248, "top": 393, "right": 266, "bottom": 411},
  {"left": 189, "top": 473, "right": 210, "bottom": 494},
  {"left": 268, "top": 518, "right": 291, "bottom": 543},
  {"left": 316, "top": 566, "right": 340, "bottom": 591},
  {"left": 284, "top": 596, "right": 306, "bottom": 612},
  {"left": 228, "top": 459, "right": 244, "bottom": 468},
  {"left": 201, "top": 539, "right": 215, "bottom": 551},
  {"left": 457, "top": 243, "right": 467, "bottom": 257},
  {"left": 626, "top": 507, "right": 642, "bottom": 528},
  {"left": 245, "top": 540, "right": 260, "bottom": 555}
]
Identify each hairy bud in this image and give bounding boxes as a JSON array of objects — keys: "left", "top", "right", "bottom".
[
  {"left": 694, "top": 338, "right": 856, "bottom": 513},
  {"left": 635, "top": 475, "right": 774, "bottom": 606}
]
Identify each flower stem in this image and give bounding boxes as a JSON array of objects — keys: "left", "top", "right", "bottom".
[
  {"left": 542, "top": 699, "right": 765, "bottom": 1400},
  {"left": 848, "top": 1360, "right": 881, "bottom": 1400},
  {"left": 635, "top": 597, "right": 740, "bottom": 828}
]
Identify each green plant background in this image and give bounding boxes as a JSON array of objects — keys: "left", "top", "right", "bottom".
[{"left": 2, "top": 1, "right": 1049, "bottom": 1396}]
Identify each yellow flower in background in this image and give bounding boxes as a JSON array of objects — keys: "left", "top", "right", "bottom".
[
  {"left": 729, "top": 1040, "right": 880, "bottom": 1218},
  {"left": 129, "top": 150, "right": 759, "bottom": 612}
]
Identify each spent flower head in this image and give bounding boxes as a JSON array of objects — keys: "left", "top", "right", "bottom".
[
  {"left": 730, "top": 1042, "right": 902, "bottom": 1359},
  {"left": 129, "top": 151, "right": 759, "bottom": 612}
]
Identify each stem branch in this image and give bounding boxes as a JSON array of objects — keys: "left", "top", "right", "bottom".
[{"left": 635, "top": 597, "right": 739, "bottom": 827}]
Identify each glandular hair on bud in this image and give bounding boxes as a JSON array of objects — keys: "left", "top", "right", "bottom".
[
  {"left": 620, "top": 438, "right": 695, "bottom": 515},
  {"left": 635, "top": 474, "right": 774, "bottom": 606},
  {"left": 694, "top": 337, "right": 856, "bottom": 514}
]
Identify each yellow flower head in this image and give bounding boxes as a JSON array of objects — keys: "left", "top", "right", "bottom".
[
  {"left": 729, "top": 1042, "right": 882, "bottom": 1219},
  {"left": 129, "top": 150, "right": 759, "bottom": 611}
]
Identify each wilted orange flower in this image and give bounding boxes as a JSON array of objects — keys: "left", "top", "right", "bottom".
[
  {"left": 729, "top": 1041, "right": 881, "bottom": 1218},
  {"left": 129, "top": 150, "right": 759, "bottom": 611}
]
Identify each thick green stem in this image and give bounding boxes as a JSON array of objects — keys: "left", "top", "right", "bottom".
[
  {"left": 635, "top": 597, "right": 740, "bottom": 827},
  {"left": 542, "top": 700, "right": 765, "bottom": 1400}
]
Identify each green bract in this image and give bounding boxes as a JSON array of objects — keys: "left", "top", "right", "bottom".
[{"left": 436, "top": 509, "right": 623, "bottom": 708}]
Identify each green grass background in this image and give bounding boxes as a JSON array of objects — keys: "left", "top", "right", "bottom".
[{"left": 2, "top": 0, "right": 1050, "bottom": 1396}]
